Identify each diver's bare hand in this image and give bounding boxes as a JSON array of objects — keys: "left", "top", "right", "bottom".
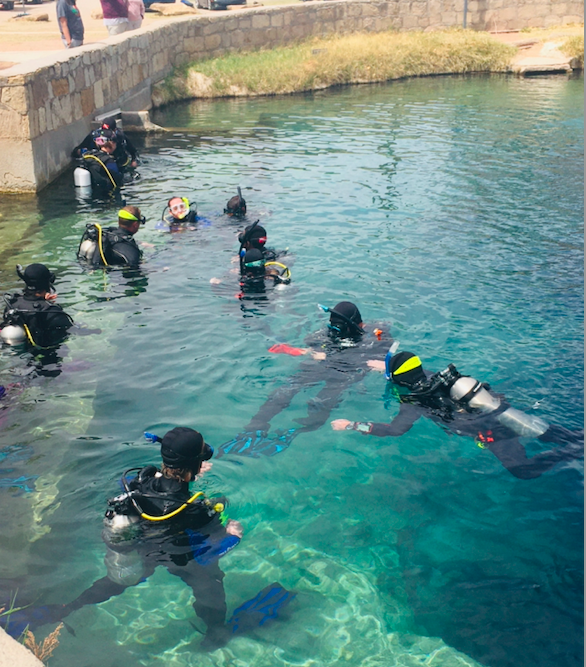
[
  {"left": 199, "top": 461, "right": 212, "bottom": 475},
  {"left": 331, "top": 419, "right": 352, "bottom": 431},
  {"left": 310, "top": 351, "right": 326, "bottom": 361},
  {"left": 367, "top": 360, "right": 386, "bottom": 372},
  {"left": 226, "top": 520, "right": 243, "bottom": 538},
  {"left": 44, "top": 293, "right": 58, "bottom": 302}
]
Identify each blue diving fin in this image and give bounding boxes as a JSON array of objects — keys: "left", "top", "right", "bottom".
[
  {"left": 216, "top": 428, "right": 297, "bottom": 458},
  {"left": 228, "top": 582, "right": 295, "bottom": 635}
]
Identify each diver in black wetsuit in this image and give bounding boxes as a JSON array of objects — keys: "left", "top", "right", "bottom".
[
  {"left": 237, "top": 223, "right": 284, "bottom": 263},
  {"left": 78, "top": 206, "right": 145, "bottom": 268},
  {"left": 218, "top": 302, "right": 393, "bottom": 457},
  {"left": 331, "top": 351, "right": 584, "bottom": 480},
  {"left": 77, "top": 129, "right": 125, "bottom": 193},
  {"left": 238, "top": 249, "right": 291, "bottom": 294},
  {"left": 1, "top": 264, "right": 73, "bottom": 349},
  {"left": 72, "top": 116, "right": 138, "bottom": 172},
  {"left": 1, "top": 427, "right": 243, "bottom": 649}
]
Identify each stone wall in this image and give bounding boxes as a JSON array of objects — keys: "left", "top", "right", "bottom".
[{"left": 0, "top": 0, "right": 582, "bottom": 192}]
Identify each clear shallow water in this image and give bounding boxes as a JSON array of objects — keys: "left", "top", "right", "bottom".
[{"left": 0, "top": 74, "right": 583, "bottom": 667}]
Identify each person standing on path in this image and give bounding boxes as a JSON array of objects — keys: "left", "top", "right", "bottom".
[
  {"left": 127, "top": 0, "right": 145, "bottom": 30},
  {"left": 56, "top": 0, "right": 84, "bottom": 48},
  {"left": 100, "top": 0, "right": 130, "bottom": 36}
]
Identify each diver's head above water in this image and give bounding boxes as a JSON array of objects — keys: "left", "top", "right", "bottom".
[
  {"left": 241, "top": 248, "right": 266, "bottom": 277},
  {"left": 168, "top": 197, "right": 192, "bottom": 221},
  {"left": 160, "top": 427, "right": 214, "bottom": 481},
  {"left": 238, "top": 224, "right": 267, "bottom": 251},
  {"left": 388, "top": 351, "right": 426, "bottom": 388},
  {"left": 94, "top": 128, "right": 117, "bottom": 154},
  {"left": 328, "top": 301, "right": 364, "bottom": 339},
  {"left": 17, "top": 263, "right": 56, "bottom": 296},
  {"left": 118, "top": 206, "right": 146, "bottom": 234},
  {"left": 225, "top": 188, "right": 247, "bottom": 217}
]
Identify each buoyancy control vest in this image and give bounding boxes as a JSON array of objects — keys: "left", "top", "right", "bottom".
[
  {"left": 78, "top": 224, "right": 142, "bottom": 267},
  {"left": 1, "top": 293, "right": 73, "bottom": 348},
  {"left": 80, "top": 150, "right": 123, "bottom": 191}
]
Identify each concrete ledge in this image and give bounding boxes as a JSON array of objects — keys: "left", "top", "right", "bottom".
[{"left": 0, "top": 628, "right": 44, "bottom": 667}]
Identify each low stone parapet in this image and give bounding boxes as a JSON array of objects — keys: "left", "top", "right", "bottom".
[{"left": 0, "top": 0, "right": 583, "bottom": 192}]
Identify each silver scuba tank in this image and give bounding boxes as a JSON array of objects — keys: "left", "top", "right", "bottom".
[
  {"left": 450, "top": 376, "right": 501, "bottom": 413},
  {"left": 0, "top": 324, "right": 27, "bottom": 345},
  {"left": 74, "top": 167, "right": 92, "bottom": 187},
  {"left": 78, "top": 239, "right": 97, "bottom": 261},
  {"left": 497, "top": 407, "right": 549, "bottom": 438}
]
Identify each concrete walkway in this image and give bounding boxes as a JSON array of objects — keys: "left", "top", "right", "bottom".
[
  {"left": 491, "top": 29, "right": 579, "bottom": 73},
  {"left": 0, "top": 628, "right": 43, "bottom": 667}
]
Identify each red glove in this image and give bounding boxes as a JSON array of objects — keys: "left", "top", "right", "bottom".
[{"left": 268, "top": 344, "right": 306, "bottom": 356}]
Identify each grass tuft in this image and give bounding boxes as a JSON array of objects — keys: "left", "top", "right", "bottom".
[
  {"left": 561, "top": 34, "right": 584, "bottom": 66},
  {"left": 153, "top": 29, "right": 516, "bottom": 105}
]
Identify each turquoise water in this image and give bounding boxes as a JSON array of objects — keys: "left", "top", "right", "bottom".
[{"left": 0, "top": 74, "right": 583, "bottom": 667}]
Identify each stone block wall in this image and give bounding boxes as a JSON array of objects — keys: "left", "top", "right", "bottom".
[{"left": 0, "top": 0, "right": 582, "bottom": 192}]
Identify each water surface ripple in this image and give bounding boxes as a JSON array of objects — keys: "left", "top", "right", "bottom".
[{"left": 0, "top": 74, "right": 582, "bottom": 667}]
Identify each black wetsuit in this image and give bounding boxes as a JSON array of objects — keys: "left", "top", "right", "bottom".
[
  {"left": 72, "top": 129, "right": 138, "bottom": 169},
  {"left": 83, "top": 226, "right": 142, "bottom": 268},
  {"left": 2, "top": 293, "right": 73, "bottom": 348},
  {"left": 362, "top": 384, "right": 583, "bottom": 480},
  {"left": 246, "top": 326, "right": 392, "bottom": 434},
  {"left": 11, "top": 467, "right": 238, "bottom": 641}
]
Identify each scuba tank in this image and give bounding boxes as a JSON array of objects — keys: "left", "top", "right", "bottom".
[
  {"left": 496, "top": 407, "right": 548, "bottom": 438},
  {"left": 77, "top": 223, "right": 103, "bottom": 264},
  {"left": 450, "top": 374, "right": 549, "bottom": 438},
  {"left": 0, "top": 323, "right": 26, "bottom": 345},
  {"left": 1, "top": 298, "right": 27, "bottom": 346},
  {"left": 74, "top": 166, "right": 92, "bottom": 187}
]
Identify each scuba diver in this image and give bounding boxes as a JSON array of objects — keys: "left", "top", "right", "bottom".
[
  {"left": 71, "top": 116, "right": 138, "bottom": 172},
  {"left": 237, "top": 221, "right": 285, "bottom": 263},
  {"left": 224, "top": 187, "right": 246, "bottom": 218},
  {"left": 218, "top": 302, "right": 393, "bottom": 458},
  {"left": 211, "top": 249, "right": 291, "bottom": 294},
  {"left": 78, "top": 206, "right": 145, "bottom": 268},
  {"left": 331, "top": 351, "right": 584, "bottom": 480},
  {"left": 210, "top": 248, "right": 291, "bottom": 312},
  {"left": 238, "top": 249, "right": 291, "bottom": 293},
  {"left": 75, "top": 128, "right": 124, "bottom": 193},
  {"left": 0, "top": 264, "right": 73, "bottom": 349},
  {"left": 156, "top": 196, "right": 198, "bottom": 232},
  {"left": 0, "top": 427, "right": 294, "bottom": 649}
]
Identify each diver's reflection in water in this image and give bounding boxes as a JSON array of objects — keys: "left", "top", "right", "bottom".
[{"left": 89, "top": 267, "right": 149, "bottom": 302}]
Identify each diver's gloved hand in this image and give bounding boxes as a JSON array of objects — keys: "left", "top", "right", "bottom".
[{"left": 216, "top": 429, "right": 297, "bottom": 458}]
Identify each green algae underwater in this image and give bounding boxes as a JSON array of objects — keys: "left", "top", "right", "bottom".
[{"left": 0, "top": 73, "right": 583, "bottom": 667}]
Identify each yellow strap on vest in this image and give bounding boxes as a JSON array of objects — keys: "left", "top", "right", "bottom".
[
  {"left": 23, "top": 323, "right": 36, "bottom": 347},
  {"left": 139, "top": 491, "right": 205, "bottom": 522},
  {"left": 94, "top": 223, "right": 109, "bottom": 267},
  {"left": 393, "top": 355, "right": 422, "bottom": 376}
]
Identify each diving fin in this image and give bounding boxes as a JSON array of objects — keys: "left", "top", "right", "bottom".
[
  {"left": 228, "top": 582, "right": 295, "bottom": 635},
  {"left": 217, "top": 429, "right": 297, "bottom": 458}
]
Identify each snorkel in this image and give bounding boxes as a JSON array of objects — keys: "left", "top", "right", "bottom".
[{"left": 384, "top": 341, "right": 401, "bottom": 379}]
